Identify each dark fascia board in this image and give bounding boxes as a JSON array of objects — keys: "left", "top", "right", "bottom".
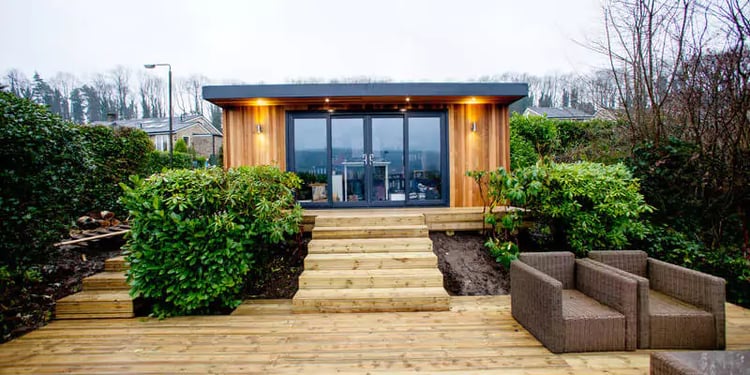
[{"left": 203, "top": 82, "right": 528, "bottom": 103}]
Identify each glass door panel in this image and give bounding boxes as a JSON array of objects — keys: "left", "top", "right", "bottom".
[
  {"left": 331, "top": 118, "right": 365, "bottom": 203},
  {"left": 293, "top": 118, "right": 327, "bottom": 203},
  {"left": 370, "top": 117, "right": 405, "bottom": 202},
  {"left": 408, "top": 117, "right": 442, "bottom": 201}
]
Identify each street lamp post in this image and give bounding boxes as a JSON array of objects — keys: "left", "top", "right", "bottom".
[{"left": 144, "top": 63, "right": 173, "bottom": 165}]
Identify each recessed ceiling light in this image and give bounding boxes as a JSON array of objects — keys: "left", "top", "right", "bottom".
[{"left": 325, "top": 98, "right": 330, "bottom": 103}]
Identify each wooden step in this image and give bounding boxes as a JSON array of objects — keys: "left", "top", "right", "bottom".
[
  {"left": 299, "top": 268, "right": 445, "bottom": 289},
  {"left": 55, "top": 290, "right": 134, "bottom": 319},
  {"left": 104, "top": 256, "right": 128, "bottom": 272},
  {"left": 304, "top": 252, "right": 437, "bottom": 270},
  {"left": 293, "top": 287, "right": 450, "bottom": 313},
  {"left": 308, "top": 238, "right": 433, "bottom": 254},
  {"left": 312, "top": 225, "right": 428, "bottom": 239},
  {"left": 82, "top": 272, "right": 129, "bottom": 291},
  {"left": 314, "top": 214, "right": 425, "bottom": 227}
]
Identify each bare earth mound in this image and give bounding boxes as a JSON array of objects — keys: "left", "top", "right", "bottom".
[{"left": 430, "top": 232, "right": 509, "bottom": 296}]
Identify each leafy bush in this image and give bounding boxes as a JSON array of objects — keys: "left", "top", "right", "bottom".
[
  {"left": 471, "top": 161, "right": 653, "bottom": 262},
  {"left": 509, "top": 131, "right": 537, "bottom": 170},
  {"left": 467, "top": 169, "right": 530, "bottom": 267},
  {"left": 121, "top": 166, "right": 302, "bottom": 317},
  {"left": 77, "top": 125, "right": 153, "bottom": 214},
  {"left": 174, "top": 138, "right": 188, "bottom": 153},
  {"left": 510, "top": 113, "right": 559, "bottom": 157},
  {"left": 520, "top": 161, "right": 652, "bottom": 255},
  {"left": 145, "top": 150, "right": 193, "bottom": 174},
  {"left": 0, "top": 91, "right": 89, "bottom": 268},
  {"left": 628, "top": 138, "right": 750, "bottom": 306},
  {"left": 510, "top": 114, "right": 626, "bottom": 166}
]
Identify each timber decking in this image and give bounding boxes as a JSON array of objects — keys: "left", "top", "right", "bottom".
[
  {"left": 293, "top": 212, "right": 450, "bottom": 313},
  {"left": 55, "top": 256, "right": 133, "bottom": 319},
  {"left": 303, "top": 207, "right": 505, "bottom": 232},
  {"left": 2, "top": 296, "right": 748, "bottom": 374}
]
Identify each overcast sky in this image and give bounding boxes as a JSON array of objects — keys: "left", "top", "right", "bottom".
[{"left": 1, "top": 0, "right": 608, "bottom": 83}]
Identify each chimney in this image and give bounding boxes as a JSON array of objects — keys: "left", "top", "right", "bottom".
[{"left": 106, "top": 113, "right": 117, "bottom": 122}]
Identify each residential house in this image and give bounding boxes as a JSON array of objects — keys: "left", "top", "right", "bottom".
[{"left": 93, "top": 114, "right": 222, "bottom": 158}]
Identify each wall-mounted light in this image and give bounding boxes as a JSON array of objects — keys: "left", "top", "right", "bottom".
[
  {"left": 256, "top": 124, "right": 263, "bottom": 134},
  {"left": 471, "top": 122, "right": 477, "bottom": 132}
]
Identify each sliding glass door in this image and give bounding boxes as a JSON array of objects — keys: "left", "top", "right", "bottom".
[{"left": 288, "top": 112, "right": 447, "bottom": 207}]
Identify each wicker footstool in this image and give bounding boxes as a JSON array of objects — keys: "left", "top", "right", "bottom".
[{"left": 650, "top": 351, "right": 750, "bottom": 375}]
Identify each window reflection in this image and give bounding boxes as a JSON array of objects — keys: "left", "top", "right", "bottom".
[
  {"left": 408, "top": 117, "right": 441, "bottom": 201},
  {"left": 293, "top": 118, "right": 327, "bottom": 202}
]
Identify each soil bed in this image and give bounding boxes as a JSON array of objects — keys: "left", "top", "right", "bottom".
[
  {"left": 431, "top": 231, "right": 510, "bottom": 296},
  {"left": 1, "top": 237, "right": 123, "bottom": 343},
  {"left": 242, "top": 235, "right": 308, "bottom": 299}
]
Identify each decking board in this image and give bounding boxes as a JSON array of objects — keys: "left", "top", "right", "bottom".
[{"left": 2, "top": 296, "right": 748, "bottom": 374}]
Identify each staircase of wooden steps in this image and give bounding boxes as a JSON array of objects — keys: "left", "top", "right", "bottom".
[
  {"left": 55, "top": 256, "right": 134, "bottom": 319},
  {"left": 293, "top": 213, "right": 450, "bottom": 313}
]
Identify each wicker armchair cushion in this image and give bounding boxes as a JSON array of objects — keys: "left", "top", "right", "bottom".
[
  {"left": 649, "top": 290, "right": 716, "bottom": 349},
  {"left": 561, "top": 290, "right": 626, "bottom": 352}
]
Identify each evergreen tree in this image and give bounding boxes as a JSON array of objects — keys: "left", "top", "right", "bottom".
[
  {"left": 32, "top": 72, "right": 54, "bottom": 108},
  {"left": 81, "top": 85, "right": 102, "bottom": 122},
  {"left": 70, "top": 88, "right": 85, "bottom": 123}
]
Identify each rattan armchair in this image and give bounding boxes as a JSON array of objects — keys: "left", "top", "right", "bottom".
[
  {"left": 588, "top": 250, "right": 726, "bottom": 349},
  {"left": 510, "top": 252, "right": 638, "bottom": 353}
]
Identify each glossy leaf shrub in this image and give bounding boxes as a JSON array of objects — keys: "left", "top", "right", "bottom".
[
  {"left": 77, "top": 125, "right": 154, "bottom": 214},
  {"left": 472, "top": 161, "right": 653, "bottom": 261},
  {"left": 0, "top": 91, "right": 89, "bottom": 268},
  {"left": 120, "top": 166, "right": 302, "bottom": 317},
  {"left": 519, "top": 161, "right": 653, "bottom": 256}
]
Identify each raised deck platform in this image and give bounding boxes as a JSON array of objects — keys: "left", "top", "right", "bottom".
[
  {"left": 2, "top": 296, "right": 748, "bottom": 374},
  {"left": 303, "top": 207, "right": 506, "bottom": 232}
]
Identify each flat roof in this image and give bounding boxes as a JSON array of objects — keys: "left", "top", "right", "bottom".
[{"left": 203, "top": 82, "right": 528, "bottom": 106}]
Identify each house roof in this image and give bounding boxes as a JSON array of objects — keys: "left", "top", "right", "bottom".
[
  {"left": 91, "top": 114, "right": 222, "bottom": 136},
  {"left": 203, "top": 82, "right": 528, "bottom": 106},
  {"left": 524, "top": 106, "right": 593, "bottom": 120}
]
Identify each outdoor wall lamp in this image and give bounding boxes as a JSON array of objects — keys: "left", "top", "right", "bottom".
[
  {"left": 256, "top": 124, "right": 263, "bottom": 134},
  {"left": 471, "top": 122, "right": 477, "bottom": 132}
]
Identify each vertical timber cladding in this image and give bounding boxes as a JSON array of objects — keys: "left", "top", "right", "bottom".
[
  {"left": 448, "top": 103, "right": 510, "bottom": 207},
  {"left": 223, "top": 102, "right": 511, "bottom": 208},
  {"left": 223, "top": 106, "right": 286, "bottom": 169}
]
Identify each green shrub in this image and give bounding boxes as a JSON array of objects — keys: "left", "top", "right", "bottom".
[
  {"left": 145, "top": 150, "right": 193, "bottom": 174},
  {"left": 510, "top": 113, "right": 559, "bottom": 157},
  {"left": 77, "top": 125, "right": 153, "bottom": 214},
  {"left": 120, "top": 166, "right": 302, "bottom": 317},
  {"left": 0, "top": 91, "right": 89, "bottom": 268},
  {"left": 174, "top": 138, "right": 188, "bottom": 153},
  {"left": 472, "top": 161, "right": 653, "bottom": 261},
  {"left": 519, "top": 161, "right": 653, "bottom": 256},
  {"left": 509, "top": 131, "right": 537, "bottom": 170}
]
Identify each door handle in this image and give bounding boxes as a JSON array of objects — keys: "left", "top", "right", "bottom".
[{"left": 368, "top": 154, "right": 375, "bottom": 164}]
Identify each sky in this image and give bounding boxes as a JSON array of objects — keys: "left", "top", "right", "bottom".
[{"left": 0, "top": 0, "right": 608, "bottom": 83}]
